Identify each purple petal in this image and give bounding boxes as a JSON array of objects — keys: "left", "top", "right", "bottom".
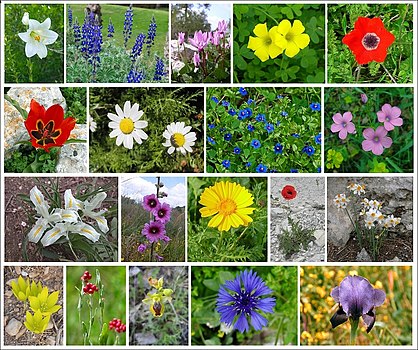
[
  {"left": 362, "top": 309, "right": 376, "bottom": 333},
  {"left": 381, "top": 103, "right": 393, "bottom": 116},
  {"left": 362, "top": 140, "right": 374, "bottom": 152},
  {"left": 380, "top": 135, "right": 393, "bottom": 148},
  {"left": 373, "top": 289, "right": 386, "bottom": 306},
  {"left": 391, "top": 106, "right": 401, "bottom": 118},
  {"left": 234, "top": 312, "right": 249, "bottom": 333},
  {"left": 331, "top": 123, "right": 343, "bottom": 133},
  {"left": 342, "top": 111, "right": 353, "bottom": 123},
  {"left": 391, "top": 117, "right": 403, "bottom": 127},
  {"left": 376, "top": 110, "right": 386, "bottom": 123},
  {"left": 372, "top": 143, "right": 384, "bottom": 155},
  {"left": 363, "top": 128, "right": 375, "bottom": 140},
  {"left": 383, "top": 121, "right": 394, "bottom": 131},
  {"left": 217, "top": 287, "right": 235, "bottom": 304},
  {"left": 256, "top": 297, "right": 276, "bottom": 313},
  {"left": 250, "top": 310, "right": 268, "bottom": 331},
  {"left": 339, "top": 128, "right": 348, "bottom": 140},
  {"left": 338, "top": 275, "right": 376, "bottom": 317},
  {"left": 375, "top": 126, "right": 388, "bottom": 138},
  {"left": 330, "top": 286, "right": 340, "bottom": 302},
  {"left": 224, "top": 275, "right": 242, "bottom": 294},
  {"left": 217, "top": 305, "right": 236, "bottom": 325},
  {"left": 332, "top": 113, "right": 343, "bottom": 124},
  {"left": 346, "top": 122, "right": 356, "bottom": 133},
  {"left": 330, "top": 306, "right": 349, "bottom": 329}
]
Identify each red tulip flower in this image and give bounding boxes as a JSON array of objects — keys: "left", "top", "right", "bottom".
[
  {"left": 281, "top": 185, "right": 297, "bottom": 200},
  {"left": 24, "top": 99, "right": 76, "bottom": 152},
  {"left": 342, "top": 17, "right": 395, "bottom": 65}
]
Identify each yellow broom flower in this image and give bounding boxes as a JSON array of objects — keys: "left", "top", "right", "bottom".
[{"left": 199, "top": 181, "right": 255, "bottom": 232}]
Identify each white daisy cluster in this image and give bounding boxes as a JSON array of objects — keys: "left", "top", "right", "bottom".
[
  {"left": 347, "top": 183, "right": 366, "bottom": 195},
  {"left": 27, "top": 186, "right": 109, "bottom": 247},
  {"left": 333, "top": 193, "right": 350, "bottom": 209},
  {"left": 361, "top": 198, "right": 401, "bottom": 230}
]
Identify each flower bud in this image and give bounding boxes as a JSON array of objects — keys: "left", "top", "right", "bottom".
[{"left": 22, "top": 12, "right": 30, "bottom": 26}]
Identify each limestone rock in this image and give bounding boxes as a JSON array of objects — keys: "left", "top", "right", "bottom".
[
  {"left": 5, "top": 318, "right": 22, "bottom": 336},
  {"left": 55, "top": 124, "right": 87, "bottom": 173},
  {"left": 357, "top": 248, "right": 371, "bottom": 262},
  {"left": 314, "top": 230, "right": 325, "bottom": 247}
]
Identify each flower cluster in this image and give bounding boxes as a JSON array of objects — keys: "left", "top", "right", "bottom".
[
  {"left": 142, "top": 277, "right": 174, "bottom": 317},
  {"left": 83, "top": 282, "right": 99, "bottom": 295},
  {"left": 107, "top": 18, "right": 114, "bottom": 38},
  {"left": 26, "top": 186, "right": 109, "bottom": 247},
  {"left": 247, "top": 20, "right": 310, "bottom": 62},
  {"left": 123, "top": 4, "right": 134, "bottom": 48},
  {"left": 141, "top": 194, "right": 172, "bottom": 242},
  {"left": 131, "top": 33, "right": 145, "bottom": 62},
  {"left": 146, "top": 15, "right": 157, "bottom": 55},
  {"left": 153, "top": 56, "right": 165, "bottom": 81},
  {"left": 68, "top": 7, "right": 73, "bottom": 28},
  {"left": 109, "top": 318, "right": 126, "bottom": 333}
]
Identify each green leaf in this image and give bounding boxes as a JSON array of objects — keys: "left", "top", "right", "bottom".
[
  {"left": 203, "top": 278, "right": 219, "bottom": 291},
  {"left": 5, "top": 95, "right": 28, "bottom": 119}
]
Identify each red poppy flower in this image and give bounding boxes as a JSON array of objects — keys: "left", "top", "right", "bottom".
[
  {"left": 281, "top": 185, "right": 297, "bottom": 200},
  {"left": 24, "top": 99, "right": 76, "bottom": 152},
  {"left": 342, "top": 17, "right": 395, "bottom": 65}
]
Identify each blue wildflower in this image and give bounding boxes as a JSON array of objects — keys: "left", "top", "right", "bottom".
[
  {"left": 291, "top": 133, "right": 300, "bottom": 138},
  {"left": 274, "top": 143, "right": 283, "bottom": 155},
  {"left": 222, "top": 100, "right": 230, "bottom": 107},
  {"left": 290, "top": 168, "right": 299, "bottom": 173},
  {"left": 302, "top": 145, "right": 315, "bottom": 156},
  {"left": 107, "top": 18, "right": 114, "bottom": 38},
  {"left": 216, "top": 270, "right": 276, "bottom": 333},
  {"left": 247, "top": 98, "right": 254, "bottom": 105},
  {"left": 153, "top": 56, "right": 165, "bottom": 81},
  {"left": 251, "top": 139, "right": 261, "bottom": 149},
  {"left": 73, "top": 18, "right": 81, "bottom": 47},
  {"left": 265, "top": 123, "right": 274, "bottom": 133},
  {"left": 309, "top": 102, "right": 321, "bottom": 112},
  {"left": 146, "top": 15, "right": 157, "bottom": 55},
  {"left": 127, "top": 67, "right": 145, "bottom": 83},
  {"left": 208, "top": 124, "right": 216, "bottom": 129},
  {"left": 238, "top": 87, "right": 248, "bottom": 96},
  {"left": 123, "top": 4, "right": 134, "bottom": 48},
  {"left": 281, "top": 111, "right": 288, "bottom": 117},
  {"left": 245, "top": 162, "right": 252, "bottom": 167},
  {"left": 317, "top": 167, "right": 321, "bottom": 173},
  {"left": 256, "top": 164, "right": 268, "bottom": 173},
  {"left": 247, "top": 124, "right": 255, "bottom": 132},
  {"left": 211, "top": 96, "right": 219, "bottom": 104},
  {"left": 238, "top": 108, "right": 252, "bottom": 120},
  {"left": 228, "top": 108, "right": 236, "bottom": 116},
  {"left": 207, "top": 136, "right": 215, "bottom": 145},
  {"left": 81, "top": 13, "right": 102, "bottom": 80},
  {"left": 224, "top": 133, "right": 232, "bottom": 141},
  {"left": 277, "top": 95, "right": 284, "bottom": 99},
  {"left": 270, "top": 169, "right": 278, "bottom": 173},
  {"left": 233, "top": 147, "right": 241, "bottom": 155},
  {"left": 68, "top": 7, "right": 73, "bottom": 28},
  {"left": 314, "top": 133, "right": 321, "bottom": 145},
  {"left": 222, "top": 160, "right": 231, "bottom": 169},
  {"left": 131, "top": 33, "right": 145, "bottom": 62},
  {"left": 256, "top": 114, "right": 266, "bottom": 123},
  {"left": 244, "top": 107, "right": 253, "bottom": 118}
]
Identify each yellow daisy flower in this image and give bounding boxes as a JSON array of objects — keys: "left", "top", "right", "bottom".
[
  {"left": 199, "top": 181, "right": 255, "bottom": 232},
  {"left": 247, "top": 23, "right": 283, "bottom": 62},
  {"left": 273, "top": 19, "right": 310, "bottom": 58}
]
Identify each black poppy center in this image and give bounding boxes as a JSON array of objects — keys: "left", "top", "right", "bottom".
[{"left": 362, "top": 33, "right": 380, "bottom": 51}]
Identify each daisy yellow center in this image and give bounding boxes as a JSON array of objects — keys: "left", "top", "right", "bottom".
[
  {"left": 30, "top": 31, "right": 41, "bottom": 42},
  {"left": 218, "top": 198, "right": 237, "bottom": 216},
  {"left": 171, "top": 133, "right": 186, "bottom": 147},
  {"left": 120, "top": 118, "right": 134, "bottom": 134}
]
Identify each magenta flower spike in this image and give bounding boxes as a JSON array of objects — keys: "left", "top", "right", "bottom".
[
  {"left": 362, "top": 126, "right": 393, "bottom": 155},
  {"left": 377, "top": 103, "right": 403, "bottom": 131},
  {"left": 330, "top": 112, "right": 356, "bottom": 140},
  {"left": 330, "top": 275, "right": 386, "bottom": 333}
]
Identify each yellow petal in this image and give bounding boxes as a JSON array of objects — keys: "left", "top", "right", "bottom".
[
  {"left": 268, "top": 43, "right": 283, "bottom": 59},
  {"left": 284, "top": 41, "right": 300, "bottom": 58},
  {"left": 293, "top": 33, "right": 310, "bottom": 49},
  {"left": 277, "top": 19, "right": 291, "bottom": 36},
  {"left": 253, "top": 23, "right": 268, "bottom": 37},
  {"left": 199, "top": 207, "right": 219, "bottom": 217},
  {"left": 254, "top": 47, "right": 270, "bottom": 62},
  {"left": 290, "top": 20, "right": 306, "bottom": 35}
]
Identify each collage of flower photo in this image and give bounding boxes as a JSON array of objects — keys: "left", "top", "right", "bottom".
[{"left": 1, "top": 0, "right": 416, "bottom": 349}]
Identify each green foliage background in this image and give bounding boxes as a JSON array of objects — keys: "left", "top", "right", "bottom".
[
  {"left": 192, "top": 266, "right": 298, "bottom": 345},
  {"left": 188, "top": 177, "right": 267, "bottom": 262},
  {"left": 325, "top": 87, "right": 413, "bottom": 173},
  {"left": 328, "top": 4, "right": 413, "bottom": 83},
  {"left": 300, "top": 266, "right": 412, "bottom": 345},
  {"left": 233, "top": 4, "right": 325, "bottom": 83},
  {"left": 66, "top": 266, "right": 126, "bottom": 345},
  {"left": 4, "top": 4, "right": 64, "bottom": 83},
  {"left": 89, "top": 88, "right": 204, "bottom": 173}
]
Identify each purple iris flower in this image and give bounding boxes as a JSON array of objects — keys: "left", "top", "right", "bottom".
[
  {"left": 330, "top": 275, "right": 386, "bottom": 333},
  {"left": 216, "top": 270, "right": 276, "bottom": 333}
]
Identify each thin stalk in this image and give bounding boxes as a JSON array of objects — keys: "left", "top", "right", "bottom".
[
  {"left": 355, "top": 64, "right": 362, "bottom": 82},
  {"left": 350, "top": 317, "right": 359, "bottom": 345},
  {"left": 382, "top": 64, "right": 397, "bottom": 83},
  {"left": 256, "top": 7, "right": 279, "bottom": 25},
  {"left": 344, "top": 207, "right": 362, "bottom": 247},
  {"left": 67, "top": 237, "right": 79, "bottom": 261}
]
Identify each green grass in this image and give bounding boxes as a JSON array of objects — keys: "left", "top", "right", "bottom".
[{"left": 68, "top": 4, "right": 168, "bottom": 52}]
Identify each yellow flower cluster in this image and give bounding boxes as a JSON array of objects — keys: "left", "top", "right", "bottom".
[{"left": 247, "top": 20, "right": 310, "bottom": 62}]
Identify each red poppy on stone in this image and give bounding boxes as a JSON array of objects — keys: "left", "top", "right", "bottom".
[
  {"left": 281, "top": 185, "right": 297, "bottom": 200},
  {"left": 342, "top": 17, "right": 395, "bottom": 65},
  {"left": 24, "top": 99, "right": 76, "bottom": 152}
]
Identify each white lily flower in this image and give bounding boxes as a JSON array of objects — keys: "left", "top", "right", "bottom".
[
  {"left": 27, "top": 218, "right": 49, "bottom": 243},
  {"left": 64, "top": 189, "right": 83, "bottom": 210},
  {"left": 55, "top": 209, "right": 80, "bottom": 223},
  {"left": 82, "top": 192, "right": 109, "bottom": 233},
  {"left": 41, "top": 223, "right": 68, "bottom": 247},
  {"left": 72, "top": 223, "right": 101, "bottom": 242},
  {"left": 18, "top": 15, "right": 58, "bottom": 59}
]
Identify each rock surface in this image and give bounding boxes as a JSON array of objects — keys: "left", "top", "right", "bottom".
[
  {"left": 356, "top": 248, "right": 371, "bottom": 262},
  {"left": 271, "top": 177, "right": 325, "bottom": 262},
  {"left": 5, "top": 318, "right": 22, "bottom": 336}
]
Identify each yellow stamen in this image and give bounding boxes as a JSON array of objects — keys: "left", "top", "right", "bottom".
[
  {"left": 120, "top": 118, "right": 134, "bottom": 134},
  {"left": 171, "top": 133, "right": 186, "bottom": 147}
]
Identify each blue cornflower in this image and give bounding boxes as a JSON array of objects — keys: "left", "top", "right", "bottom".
[
  {"left": 251, "top": 139, "right": 261, "bottom": 149},
  {"left": 211, "top": 96, "right": 219, "bottom": 104},
  {"left": 123, "top": 4, "right": 134, "bottom": 48},
  {"left": 222, "top": 160, "right": 231, "bottom": 169},
  {"left": 216, "top": 270, "right": 276, "bottom": 333},
  {"left": 302, "top": 145, "right": 315, "bottom": 156},
  {"left": 207, "top": 136, "right": 215, "bottom": 145},
  {"left": 224, "top": 133, "right": 232, "bottom": 141},
  {"left": 127, "top": 66, "right": 145, "bottom": 83},
  {"left": 238, "top": 87, "right": 248, "bottom": 96},
  {"left": 256, "top": 164, "right": 268, "bottom": 173},
  {"left": 314, "top": 133, "right": 321, "bottom": 145},
  {"left": 146, "top": 15, "right": 157, "bottom": 55},
  {"left": 68, "top": 7, "right": 73, "bottom": 28},
  {"left": 281, "top": 111, "right": 288, "bottom": 117},
  {"left": 265, "top": 123, "right": 274, "bottom": 133},
  {"left": 274, "top": 143, "right": 283, "bottom": 155},
  {"left": 107, "top": 18, "right": 115, "bottom": 38},
  {"left": 247, "top": 124, "right": 255, "bottom": 132},
  {"left": 208, "top": 124, "right": 216, "bottom": 129},
  {"left": 153, "top": 56, "right": 165, "bottom": 81},
  {"left": 233, "top": 147, "right": 241, "bottom": 155},
  {"left": 131, "top": 33, "right": 145, "bottom": 62},
  {"left": 228, "top": 108, "right": 236, "bottom": 116},
  {"left": 309, "top": 102, "right": 321, "bottom": 112},
  {"left": 222, "top": 100, "right": 230, "bottom": 107},
  {"left": 290, "top": 168, "right": 299, "bottom": 173},
  {"left": 256, "top": 114, "right": 266, "bottom": 123},
  {"left": 245, "top": 162, "right": 252, "bottom": 168},
  {"left": 291, "top": 133, "right": 300, "bottom": 138}
]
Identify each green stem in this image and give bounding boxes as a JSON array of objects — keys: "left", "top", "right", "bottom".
[
  {"left": 67, "top": 237, "right": 79, "bottom": 261},
  {"left": 257, "top": 7, "right": 279, "bottom": 25},
  {"left": 382, "top": 64, "right": 396, "bottom": 83},
  {"left": 350, "top": 317, "right": 359, "bottom": 345},
  {"left": 355, "top": 64, "right": 361, "bottom": 82}
]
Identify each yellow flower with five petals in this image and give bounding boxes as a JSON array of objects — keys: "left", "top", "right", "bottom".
[
  {"left": 273, "top": 20, "right": 310, "bottom": 58},
  {"left": 247, "top": 23, "right": 283, "bottom": 62}
]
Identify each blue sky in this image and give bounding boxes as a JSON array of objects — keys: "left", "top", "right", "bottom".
[{"left": 206, "top": 3, "right": 231, "bottom": 30}]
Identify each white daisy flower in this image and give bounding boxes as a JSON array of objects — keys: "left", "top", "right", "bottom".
[
  {"left": 162, "top": 121, "right": 196, "bottom": 155},
  {"left": 108, "top": 101, "right": 148, "bottom": 149},
  {"left": 89, "top": 115, "right": 97, "bottom": 132},
  {"left": 18, "top": 14, "right": 58, "bottom": 59}
]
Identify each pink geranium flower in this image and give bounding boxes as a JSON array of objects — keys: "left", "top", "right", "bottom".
[
  {"left": 362, "top": 126, "right": 393, "bottom": 155},
  {"left": 330, "top": 112, "right": 356, "bottom": 140},
  {"left": 377, "top": 103, "right": 403, "bottom": 131}
]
